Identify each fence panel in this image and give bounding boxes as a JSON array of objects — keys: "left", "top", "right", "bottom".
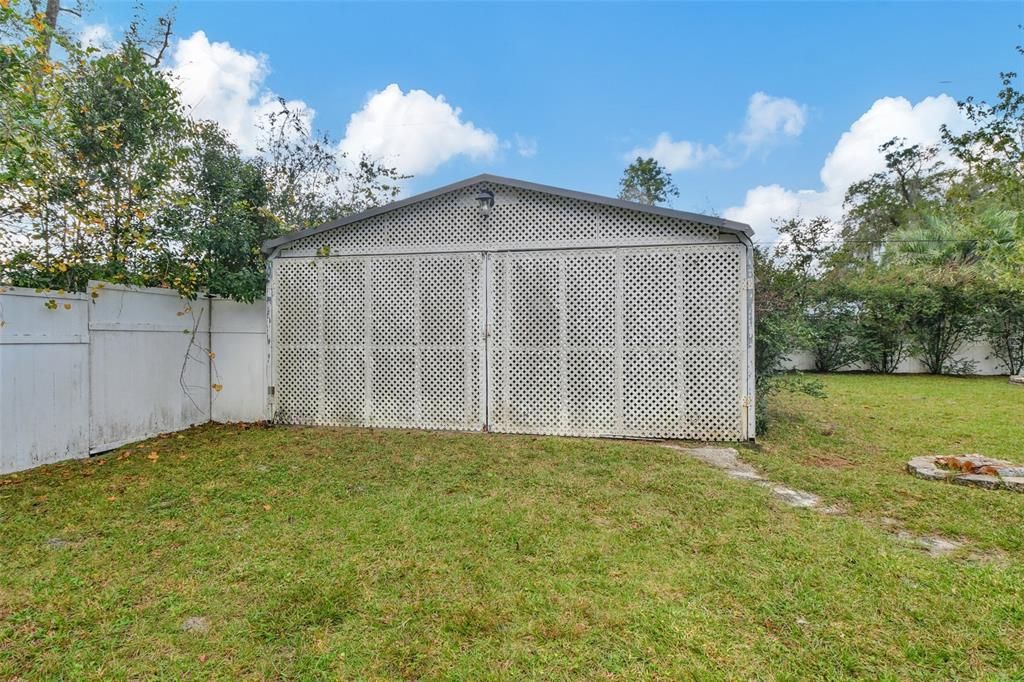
[
  {"left": 211, "top": 298, "right": 269, "bottom": 423},
  {"left": 88, "top": 282, "right": 212, "bottom": 453},
  {"left": 1, "top": 283, "right": 269, "bottom": 475},
  {"left": 0, "top": 289, "right": 91, "bottom": 473}
]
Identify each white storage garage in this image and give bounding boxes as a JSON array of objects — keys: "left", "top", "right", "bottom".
[{"left": 262, "top": 174, "right": 755, "bottom": 441}]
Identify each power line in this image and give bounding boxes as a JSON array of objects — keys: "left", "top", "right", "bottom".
[{"left": 749, "top": 238, "right": 1019, "bottom": 249}]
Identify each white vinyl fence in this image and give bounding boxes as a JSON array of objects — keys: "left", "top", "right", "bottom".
[
  {"left": 0, "top": 282, "right": 267, "bottom": 474},
  {"left": 782, "top": 341, "right": 1008, "bottom": 375}
]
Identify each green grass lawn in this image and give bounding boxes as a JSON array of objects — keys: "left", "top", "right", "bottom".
[{"left": 2, "top": 375, "right": 1022, "bottom": 679}]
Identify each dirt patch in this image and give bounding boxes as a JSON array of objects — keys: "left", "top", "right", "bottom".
[
  {"left": 182, "top": 616, "right": 210, "bottom": 634},
  {"left": 894, "top": 530, "right": 963, "bottom": 557}
]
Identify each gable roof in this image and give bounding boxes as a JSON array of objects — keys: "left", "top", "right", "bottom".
[{"left": 262, "top": 173, "right": 753, "bottom": 256}]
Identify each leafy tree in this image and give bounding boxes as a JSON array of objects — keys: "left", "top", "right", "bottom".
[
  {"left": 768, "top": 216, "right": 861, "bottom": 372},
  {"left": 617, "top": 157, "right": 679, "bottom": 206},
  {"left": 1, "top": 4, "right": 100, "bottom": 291},
  {"left": 752, "top": 226, "right": 826, "bottom": 435},
  {"left": 841, "top": 138, "right": 954, "bottom": 258},
  {"left": 805, "top": 292, "right": 861, "bottom": 372},
  {"left": 890, "top": 204, "right": 1023, "bottom": 375},
  {"left": 771, "top": 215, "right": 840, "bottom": 276},
  {"left": 978, "top": 285, "right": 1024, "bottom": 375},
  {"left": 0, "top": 4, "right": 410, "bottom": 301},
  {"left": 847, "top": 271, "right": 912, "bottom": 374},
  {"left": 63, "top": 41, "right": 190, "bottom": 289},
  {"left": 942, "top": 48, "right": 1024, "bottom": 213},
  {"left": 256, "top": 101, "right": 406, "bottom": 232},
  {"left": 883, "top": 212, "right": 989, "bottom": 375},
  {"left": 163, "top": 122, "right": 280, "bottom": 302},
  {"left": 904, "top": 269, "right": 981, "bottom": 375}
]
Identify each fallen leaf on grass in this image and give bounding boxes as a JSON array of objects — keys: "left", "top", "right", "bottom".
[
  {"left": 262, "top": 504, "right": 272, "bottom": 511},
  {"left": 147, "top": 452, "right": 159, "bottom": 462}
]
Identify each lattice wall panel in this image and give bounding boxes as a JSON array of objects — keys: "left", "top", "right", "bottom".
[
  {"left": 281, "top": 182, "right": 722, "bottom": 256},
  {"left": 275, "top": 259, "right": 319, "bottom": 346},
  {"left": 488, "top": 245, "right": 746, "bottom": 440},
  {"left": 272, "top": 253, "right": 484, "bottom": 430}
]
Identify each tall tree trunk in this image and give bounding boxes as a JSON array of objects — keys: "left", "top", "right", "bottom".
[{"left": 41, "top": 0, "right": 61, "bottom": 56}]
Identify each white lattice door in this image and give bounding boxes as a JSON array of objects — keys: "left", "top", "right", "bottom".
[
  {"left": 273, "top": 244, "right": 747, "bottom": 440},
  {"left": 272, "top": 252, "right": 485, "bottom": 430},
  {"left": 487, "top": 245, "right": 748, "bottom": 440}
]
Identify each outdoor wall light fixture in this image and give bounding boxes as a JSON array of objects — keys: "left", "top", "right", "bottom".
[{"left": 475, "top": 190, "right": 495, "bottom": 217}]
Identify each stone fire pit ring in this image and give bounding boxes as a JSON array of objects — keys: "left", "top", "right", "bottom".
[{"left": 907, "top": 455, "right": 1024, "bottom": 492}]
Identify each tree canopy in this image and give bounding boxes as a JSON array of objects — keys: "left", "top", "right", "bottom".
[
  {"left": 617, "top": 157, "right": 679, "bottom": 206},
  {"left": 0, "top": 0, "right": 407, "bottom": 301}
]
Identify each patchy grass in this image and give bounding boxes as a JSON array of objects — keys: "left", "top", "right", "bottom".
[
  {"left": 1, "top": 375, "right": 1022, "bottom": 679},
  {"left": 747, "top": 374, "right": 1024, "bottom": 555}
]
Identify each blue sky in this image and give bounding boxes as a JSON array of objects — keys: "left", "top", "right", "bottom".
[{"left": 81, "top": 1, "right": 1021, "bottom": 241}]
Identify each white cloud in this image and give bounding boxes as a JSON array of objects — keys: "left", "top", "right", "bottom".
[
  {"left": 628, "top": 92, "right": 805, "bottom": 171},
  {"left": 626, "top": 133, "right": 721, "bottom": 172},
  {"left": 724, "top": 94, "right": 970, "bottom": 242},
  {"left": 79, "top": 23, "right": 113, "bottom": 52},
  {"left": 734, "top": 92, "right": 807, "bottom": 153},
  {"left": 338, "top": 84, "right": 498, "bottom": 176},
  {"left": 514, "top": 133, "right": 538, "bottom": 158},
  {"left": 166, "top": 34, "right": 501, "bottom": 175},
  {"left": 166, "top": 31, "right": 312, "bottom": 154}
]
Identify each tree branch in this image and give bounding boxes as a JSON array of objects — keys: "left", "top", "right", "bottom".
[{"left": 148, "top": 17, "right": 173, "bottom": 68}]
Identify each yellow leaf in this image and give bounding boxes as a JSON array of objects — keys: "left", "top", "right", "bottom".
[
  {"left": 63, "top": 303, "right": 71, "bottom": 310},
  {"left": 208, "top": 351, "right": 216, "bottom": 359},
  {"left": 262, "top": 504, "right": 271, "bottom": 511},
  {"left": 211, "top": 383, "right": 223, "bottom": 392},
  {"left": 147, "top": 452, "right": 159, "bottom": 462}
]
